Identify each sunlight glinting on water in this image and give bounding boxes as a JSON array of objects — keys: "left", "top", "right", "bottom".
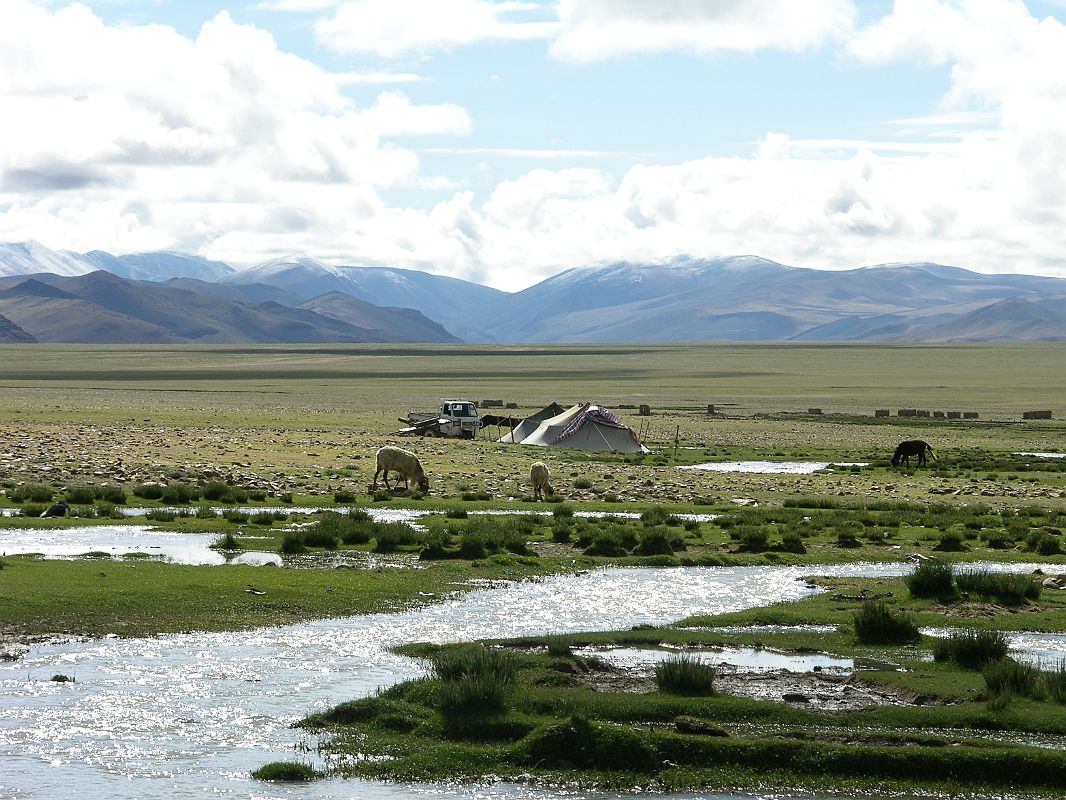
[
  {"left": 0, "top": 559, "right": 1056, "bottom": 799},
  {"left": 2, "top": 563, "right": 905, "bottom": 800},
  {"left": 0, "top": 508, "right": 719, "bottom": 565}
]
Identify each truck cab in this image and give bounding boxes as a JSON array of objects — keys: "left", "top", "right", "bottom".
[{"left": 438, "top": 399, "right": 481, "bottom": 439}]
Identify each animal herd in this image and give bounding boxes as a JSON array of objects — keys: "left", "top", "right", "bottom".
[
  {"left": 371, "top": 438, "right": 935, "bottom": 501},
  {"left": 372, "top": 446, "right": 557, "bottom": 500}
]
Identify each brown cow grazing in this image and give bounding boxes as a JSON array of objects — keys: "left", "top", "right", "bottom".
[{"left": 892, "top": 440, "right": 935, "bottom": 468}]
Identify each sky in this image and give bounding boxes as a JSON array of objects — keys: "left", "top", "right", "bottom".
[{"left": 3, "top": 0, "right": 1066, "bottom": 291}]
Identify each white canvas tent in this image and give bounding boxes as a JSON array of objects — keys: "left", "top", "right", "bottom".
[
  {"left": 498, "top": 402, "right": 650, "bottom": 453},
  {"left": 497, "top": 402, "right": 565, "bottom": 444}
]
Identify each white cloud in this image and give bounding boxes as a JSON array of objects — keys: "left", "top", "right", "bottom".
[
  {"left": 421, "top": 147, "right": 646, "bottom": 159},
  {"left": 309, "top": 0, "right": 857, "bottom": 62},
  {"left": 256, "top": 0, "right": 341, "bottom": 10},
  {"left": 844, "top": 0, "right": 1066, "bottom": 254},
  {"left": 355, "top": 92, "right": 471, "bottom": 137},
  {"left": 0, "top": 1, "right": 469, "bottom": 262},
  {"left": 334, "top": 71, "right": 427, "bottom": 85},
  {"left": 455, "top": 0, "right": 1066, "bottom": 288},
  {"left": 314, "top": 0, "right": 557, "bottom": 57},
  {"left": 549, "top": 0, "right": 857, "bottom": 62},
  {"left": 5, "top": 0, "right": 1066, "bottom": 293},
  {"left": 454, "top": 133, "right": 1029, "bottom": 289}
]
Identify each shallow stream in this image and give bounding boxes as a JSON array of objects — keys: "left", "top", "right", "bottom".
[{"left": 0, "top": 560, "right": 1051, "bottom": 799}]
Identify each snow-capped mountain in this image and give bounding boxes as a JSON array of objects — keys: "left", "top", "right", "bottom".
[
  {"left": 4, "top": 242, "right": 1066, "bottom": 343},
  {"left": 0, "top": 241, "right": 234, "bottom": 282},
  {"left": 0, "top": 242, "right": 93, "bottom": 277},
  {"left": 222, "top": 256, "right": 506, "bottom": 339},
  {"left": 473, "top": 256, "right": 1066, "bottom": 342},
  {"left": 81, "top": 250, "right": 234, "bottom": 282}
]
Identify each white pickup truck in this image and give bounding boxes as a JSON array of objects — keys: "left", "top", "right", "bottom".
[{"left": 402, "top": 399, "right": 483, "bottom": 439}]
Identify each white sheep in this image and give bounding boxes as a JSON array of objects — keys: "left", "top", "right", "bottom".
[
  {"left": 374, "top": 446, "right": 429, "bottom": 492},
  {"left": 529, "top": 461, "right": 552, "bottom": 501}
]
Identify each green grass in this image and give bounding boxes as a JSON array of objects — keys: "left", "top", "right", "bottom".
[
  {"left": 983, "top": 658, "right": 1041, "bottom": 699},
  {"left": 655, "top": 654, "right": 716, "bottom": 695},
  {"left": 8, "top": 484, "right": 55, "bottom": 503},
  {"left": 211, "top": 532, "right": 241, "bottom": 550},
  {"left": 305, "top": 621, "right": 1066, "bottom": 796},
  {"left": 250, "top": 761, "right": 322, "bottom": 781},
  {"left": 906, "top": 561, "right": 956, "bottom": 599},
  {"left": 2, "top": 342, "right": 1066, "bottom": 796},
  {"left": 956, "top": 569, "right": 1042, "bottom": 604},
  {"left": 853, "top": 600, "right": 920, "bottom": 644},
  {"left": 1043, "top": 660, "right": 1066, "bottom": 703},
  {"left": 3, "top": 343, "right": 1065, "bottom": 414},
  {"left": 4, "top": 496, "right": 1066, "bottom": 643},
  {"left": 432, "top": 645, "right": 520, "bottom": 715},
  {"left": 932, "top": 630, "right": 1011, "bottom": 669}
]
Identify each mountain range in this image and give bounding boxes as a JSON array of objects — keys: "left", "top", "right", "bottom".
[
  {"left": 0, "top": 268, "right": 457, "bottom": 345},
  {"left": 2, "top": 241, "right": 1066, "bottom": 344}
]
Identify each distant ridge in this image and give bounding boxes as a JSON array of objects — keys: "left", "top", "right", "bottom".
[
  {"left": 4, "top": 241, "right": 1066, "bottom": 343},
  {"left": 220, "top": 256, "right": 505, "bottom": 339},
  {"left": 0, "top": 312, "right": 35, "bottom": 343},
  {"left": 0, "top": 241, "right": 233, "bottom": 282},
  {"left": 298, "top": 291, "right": 460, "bottom": 343},
  {"left": 0, "top": 272, "right": 461, "bottom": 344},
  {"left": 469, "top": 257, "right": 1066, "bottom": 343}
]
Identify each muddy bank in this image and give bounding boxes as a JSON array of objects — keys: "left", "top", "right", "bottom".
[{"left": 558, "top": 651, "right": 946, "bottom": 712}]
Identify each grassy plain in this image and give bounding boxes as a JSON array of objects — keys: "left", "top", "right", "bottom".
[
  {"left": 0, "top": 342, "right": 1063, "bottom": 502},
  {"left": 1, "top": 342, "right": 1065, "bottom": 643},
  {"left": 2, "top": 343, "right": 1066, "bottom": 795},
  {"left": 2, "top": 341, "right": 1065, "bottom": 415}
]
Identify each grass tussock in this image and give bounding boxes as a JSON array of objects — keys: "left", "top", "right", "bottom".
[
  {"left": 906, "top": 561, "right": 955, "bottom": 599},
  {"left": 9, "top": 483, "right": 55, "bottom": 503},
  {"left": 1043, "top": 660, "right": 1066, "bottom": 703},
  {"left": 655, "top": 653, "right": 716, "bottom": 695},
  {"left": 517, "top": 714, "right": 658, "bottom": 772},
  {"left": 983, "top": 658, "right": 1040, "bottom": 700},
  {"left": 545, "top": 634, "right": 573, "bottom": 658},
  {"left": 250, "top": 761, "right": 322, "bottom": 782},
  {"left": 955, "top": 569, "right": 1041, "bottom": 605},
  {"left": 933, "top": 629, "right": 1010, "bottom": 669},
  {"left": 211, "top": 532, "right": 241, "bottom": 550},
  {"left": 432, "top": 645, "right": 519, "bottom": 715},
  {"left": 853, "top": 600, "right": 920, "bottom": 644}
]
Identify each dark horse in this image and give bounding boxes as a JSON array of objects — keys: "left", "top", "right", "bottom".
[{"left": 892, "top": 440, "right": 935, "bottom": 467}]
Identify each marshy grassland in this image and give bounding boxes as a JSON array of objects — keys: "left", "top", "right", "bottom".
[
  {"left": 0, "top": 342, "right": 1063, "bottom": 500},
  {"left": 305, "top": 567, "right": 1066, "bottom": 796},
  {"left": 2, "top": 342, "right": 1066, "bottom": 795},
  {"left": 1, "top": 342, "right": 1064, "bottom": 633}
]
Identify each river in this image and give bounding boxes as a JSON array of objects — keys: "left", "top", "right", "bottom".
[{"left": 0, "top": 552, "right": 1049, "bottom": 800}]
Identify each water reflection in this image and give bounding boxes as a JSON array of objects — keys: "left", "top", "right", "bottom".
[
  {"left": 575, "top": 644, "right": 852, "bottom": 672},
  {"left": 0, "top": 525, "right": 282, "bottom": 566},
  {"left": 678, "top": 462, "right": 868, "bottom": 474},
  {"left": 1, "top": 563, "right": 906, "bottom": 800},
  {"left": 922, "top": 628, "right": 1066, "bottom": 665}
]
